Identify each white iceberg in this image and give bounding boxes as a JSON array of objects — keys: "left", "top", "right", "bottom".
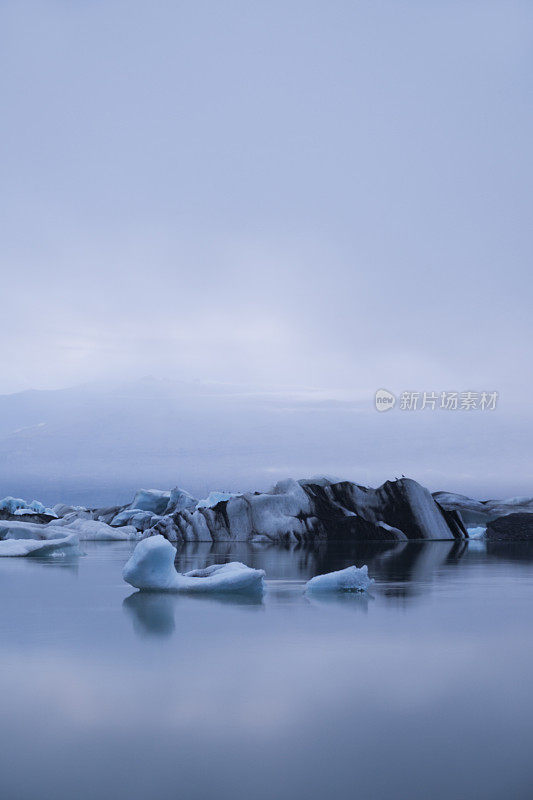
[
  {"left": 50, "top": 518, "right": 141, "bottom": 541},
  {"left": 0, "top": 532, "right": 79, "bottom": 557},
  {"left": 306, "top": 565, "right": 374, "bottom": 593},
  {"left": 0, "top": 496, "right": 56, "bottom": 517},
  {"left": 123, "top": 535, "right": 265, "bottom": 594},
  {"left": 0, "top": 520, "right": 71, "bottom": 540},
  {"left": 467, "top": 526, "right": 486, "bottom": 539}
]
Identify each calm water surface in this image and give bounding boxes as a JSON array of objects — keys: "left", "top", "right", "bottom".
[{"left": 1, "top": 539, "right": 532, "bottom": 800}]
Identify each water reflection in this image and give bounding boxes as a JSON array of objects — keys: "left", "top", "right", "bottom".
[
  {"left": 122, "top": 537, "right": 533, "bottom": 638},
  {"left": 0, "top": 553, "right": 81, "bottom": 577},
  {"left": 305, "top": 589, "right": 374, "bottom": 612},
  {"left": 123, "top": 540, "right": 464, "bottom": 637},
  {"left": 123, "top": 588, "right": 264, "bottom": 637},
  {"left": 174, "top": 538, "right": 466, "bottom": 591},
  {"left": 485, "top": 541, "right": 533, "bottom": 563},
  {"left": 123, "top": 592, "right": 176, "bottom": 637},
  {"left": 3, "top": 538, "right": 533, "bottom": 800}
]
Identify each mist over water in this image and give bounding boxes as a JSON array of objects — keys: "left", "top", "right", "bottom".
[{"left": 0, "top": 378, "right": 529, "bottom": 505}]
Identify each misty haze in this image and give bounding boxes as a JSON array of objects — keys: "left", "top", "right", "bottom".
[{"left": 1, "top": 2, "right": 532, "bottom": 800}]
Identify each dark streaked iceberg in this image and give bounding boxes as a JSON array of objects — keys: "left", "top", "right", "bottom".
[
  {"left": 130, "top": 477, "right": 466, "bottom": 544},
  {"left": 486, "top": 514, "right": 533, "bottom": 541}
]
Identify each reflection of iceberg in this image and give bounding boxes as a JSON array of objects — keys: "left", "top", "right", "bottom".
[
  {"left": 306, "top": 565, "right": 373, "bottom": 593},
  {"left": 0, "top": 532, "right": 79, "bottom": 557},
  {"left": 306, "top": 589, "right": 373, "bottom": 612},
  {"left": 123, "top": 592, "right": 176, "bottom": 637},
  {"left": 123, "top": 535, "right": 265, "bottom": 594},
  {"left": 123, "top": 588, "right": 263, "bottom": 637}
]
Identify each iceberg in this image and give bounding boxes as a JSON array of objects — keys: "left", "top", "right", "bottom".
[
  {"left": 123, "top": 535, "right": 265, "bottom": 594},
  {"left": 165, "top": 477, "right": 466, "bottom": 544},
  {"left": 128, "top": 489, "right": 171, "bottom": 515},
  {"left": 467, "top": 526, "right": 486, "bottom": 539},
  {"left": 52, "top": 503, "right": 89, "bottom": 518},
  {"left": 164, "top": 487, "right": 197, "bottom": 514},
  {"left": 1, "top": 476, "right": 470, "bottom": 545},
  {"left": 434, "top": 491, "right": 533, "bottom": 525},
  {"left": 0, "top": 520, "right": 71, "bottom": 540},
  {"left": 0, "top": 496, "right": 57, "bottom": 517},
  {"left": 196, "top": 491, "right": 240, "bottom": 509},
  {"left": 0, "top": 518, "right": 137, "bottom": 543},
  {"left": 486, "top": 514, "right": 533, "bottom": 540},
  {"left": 110, "top": 509, "right": 161, "bottom": 530},
  {"left": 50, "top": 518, "right": 141, "bottom": 541},
  {"left": 306, "top": 565, "right": 374, "bottom": 593},
  {"left": 0, "top": 532, "right": 79, "bottom": 557}
]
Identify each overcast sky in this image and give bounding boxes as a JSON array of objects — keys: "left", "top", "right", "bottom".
[{"left": 1, "top": 1, "right": 532, "bottom": 407}]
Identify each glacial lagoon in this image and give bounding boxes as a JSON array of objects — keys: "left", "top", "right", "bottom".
[{"left": 1, "top": 539, "right": 533, "bottom": 800}]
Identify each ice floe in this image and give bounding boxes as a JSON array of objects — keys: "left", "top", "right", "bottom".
[
  {"left": 467, "top": 526, "right": 486, "bottom": 539},
  {"left": 0, "top": 532, "right": 79, "bottom": 557},
  {"left": 0, "top": 520, "right": 69, "bottom": 540},
  {"left": 305, "top": 565, "right": 374, "bottom": 593},
  {"left": 50, "top": 518, "right": 141, "bottom": 541},
  {"left": 123, "top": 535, "right": 265, "bottom": 594},
  {"left": 0, "top": 517, "right": 139, "bottom": 542}
]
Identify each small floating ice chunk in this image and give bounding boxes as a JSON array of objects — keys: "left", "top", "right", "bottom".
[
  {"left": 0, "top": 533, "right": 79, "bottom": 557},
  {"left": 306, "top": 565, "right": 374, "bottom": 593},
  {"left": 467, "top": 526, "right": 486, "bottom": 539},
  {"left": 123, "top": 535, "right": 265, "bottom": 594}
]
